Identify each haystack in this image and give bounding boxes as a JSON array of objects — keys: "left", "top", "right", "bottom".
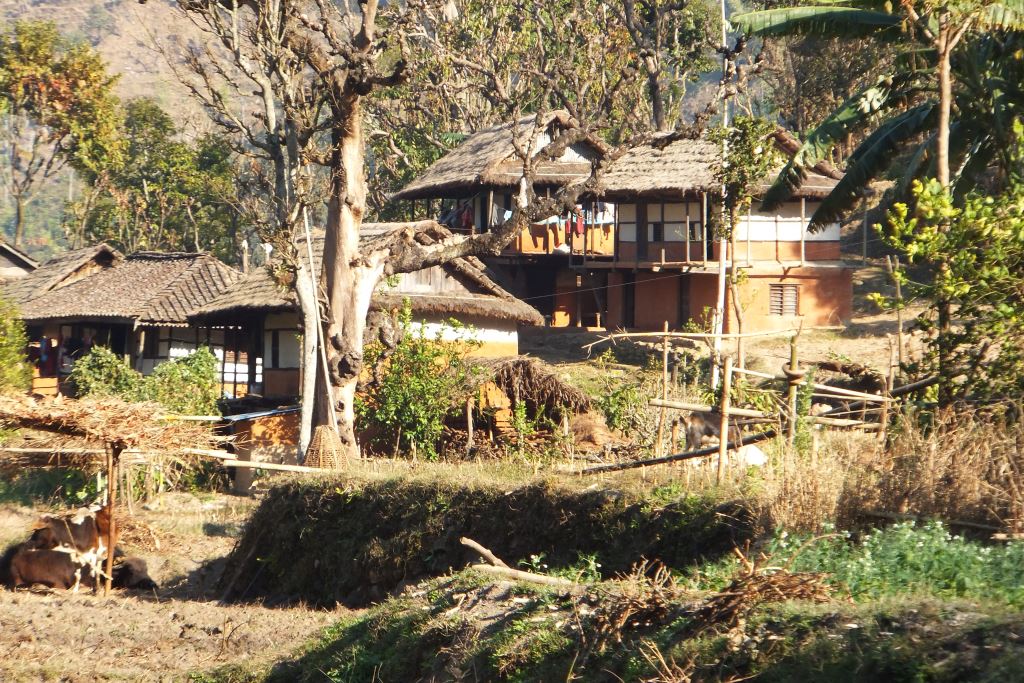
[{"left": 470, "top": 356, "right": 591, "bottom": 418}]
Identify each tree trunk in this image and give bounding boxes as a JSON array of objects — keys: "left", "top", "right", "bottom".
[
  {"left": 647, "top": 64, "right": 666, "bottom": 131},
  {"left": 13, "top": 194, "right": 24, "bottom": 247},
  {"left": 936, "top": 24, "right": 952, "bottom": 189},
  {"left": 317, "top": 98, "right": 385, "bottom": 459},
  {"left": 294, "top": 260, "right": 319, "bottom": 461}
]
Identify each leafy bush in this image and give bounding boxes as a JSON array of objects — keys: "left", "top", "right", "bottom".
[
  {"left": 141, "top": 347, "right": 220, "bottom": 416},
  {"left": 70, "top": 345, "right": 220, "bottom": 415},
  {"left": 358, "top": 305, "right": 478, "bottom": 459},
  {"left": 69, "top": 346, "right": 143, "bottom": 398},
  {"left": 0, "top": 295, "right": 31, "bottom": 392}
]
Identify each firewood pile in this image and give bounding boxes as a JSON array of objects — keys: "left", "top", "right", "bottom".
[{"left": 0, "top": 393, "right": 221, "bottom": 452}]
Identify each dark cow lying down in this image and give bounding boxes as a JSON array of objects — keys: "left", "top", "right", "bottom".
[{"left": 0, "top": 543, "right": 158, "bottom": 591}]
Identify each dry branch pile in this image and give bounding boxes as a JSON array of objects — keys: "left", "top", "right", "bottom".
[
  {"left": 688, "top": 549, "right": 833, "bottom": 634},
  {"left": 0, "top": 393, "right": 221, "bottom": 452}
]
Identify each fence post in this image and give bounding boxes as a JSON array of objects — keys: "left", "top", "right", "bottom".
[
  {"left": 656, "top": 321, "right": 669, "bottom": 455},
  {"left": 785, "top": 333, "right": 803, "bottom": 447},
  {"left": 717, "top": 355, "right": 733, "bottom": 485}
]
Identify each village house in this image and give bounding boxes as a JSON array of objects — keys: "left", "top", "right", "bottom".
[
  {"left": 2, "top": 244, "right": 243, "bottom": 396},
  {"left": 390, "top": 111, "right": 611, "bottom": 323},
  {"left": 189, "top": 226, "right": 544, "bottom": 400},
  {"left": 0, "top": 239, "right": 38, "bottom": 282},
  {"left": 393, "top": 122, "right": 853, "bottom": 332},
  {"left": 589, "top": 135, "right": 851, "bottom": 332}
]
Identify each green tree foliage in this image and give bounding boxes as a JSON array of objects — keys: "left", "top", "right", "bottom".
[
  {"left": 66, "top": 97, "right": 242, "bottom": 261},
  {"left": 0, "top": 294, "right": 30, "bottom": 392},
  {"left": 878, "top": 125, "right": 1024, "bottom": 399},
  {"left": 357, "top": 306, "right": 479, "bottom": 459},
  {"left": 0, "top": 20, "right": 120, "bottom": 248},
  {"left": 70, "top": 345, "right": 221, "bottom": 415},
  {"left": 709, "top": 116, "right": 782, "bottom": 237}
]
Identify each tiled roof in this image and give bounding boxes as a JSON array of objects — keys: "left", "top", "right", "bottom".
[
  {"left": 17, "top": 252, "right": 241, "bottom": 325},
  {"left": 2, "top": 244, "right": 121, "bottom": 305},
  {"left": 192, "top": 225, "right": 543, "bottom": 326}
]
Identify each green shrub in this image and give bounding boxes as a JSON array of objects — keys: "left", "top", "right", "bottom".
[
  {"left": 140, "top": 346, "right": 220, "bottom": 416},
  {"left": 69, "top": 346, "right": 143, "bottom": 398},
  {"left": 70, "top": 345, "right": 220, "bottom": 416},
  {"left": 358, "top": 304, "right": 478, "bottom": 459},
  {"left": 0, "top": 295, "right": 31, "bottom": 392},
  {"left": 766, "top": 521, "right": 1024, "bottom": 606}
]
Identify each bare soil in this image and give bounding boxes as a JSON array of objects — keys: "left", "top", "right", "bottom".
[{"left": 0, "top": 492, "right": 347, "bottom": 682}]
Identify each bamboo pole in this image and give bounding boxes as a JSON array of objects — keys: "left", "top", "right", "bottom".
[
  {"left": 717, "top": 356, "right": 733, "bottom": 485},
  {"left": 656, "top": 321, "right": 669, "bottom": 455},
  {"left": 582, "top": 328, "right": 798, "bottom": 353},
  {"left": 886, "top": 255, "right": 906, "bottom": 368},
  {"left": 648, "top": 398, "right": 769, "bottom": 419},
  {"left": 582, "top": 428, "right": 777, "bottom": 474}
]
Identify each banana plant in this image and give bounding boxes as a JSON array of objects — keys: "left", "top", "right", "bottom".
[{"left": 733, "top": 0, "right": 1024, "bottom": 228}]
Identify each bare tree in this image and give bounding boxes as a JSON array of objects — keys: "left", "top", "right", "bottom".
[{"left": 160, "top": 0, "right": 663, "bottom": 460}]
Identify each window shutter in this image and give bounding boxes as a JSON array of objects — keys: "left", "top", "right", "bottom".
[{"left": 769, "top": 283, "right": 799, "bottom": 316}]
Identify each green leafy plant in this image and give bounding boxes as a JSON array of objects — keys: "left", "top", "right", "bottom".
[
  {"left": 879, "top": 124, "right": 1024, "bottom": 400},
  {"left": 68, "top": 346, "right": 143, "bottom": 398},
  {"left": 358, "top": 304, "right": 479, "bottom": 459},
  {"left": 0, "top": 295, "right": 31, "bottom": 392},
  {"left": 141, "top": 347, "right": 220, "bottom": 416},
  {"left": 69, "top": 345, "right": 220, "bottom": 415}
]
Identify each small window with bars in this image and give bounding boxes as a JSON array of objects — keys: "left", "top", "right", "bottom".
[{"left": 769, "top": 283, "right": 800, "bottom": 316}]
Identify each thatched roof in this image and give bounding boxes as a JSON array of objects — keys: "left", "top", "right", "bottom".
[
  {"left": 596, "top": 134, "right": 841, "bottom": 201},
  {"left": 0, "top": 240, "right": 38, "bottom": 272},
  {"left": 3, "top": 244, "right": 121, "bottom": 306},
  {"left": 391, "top": 111, "right": 600, "bottom": 201},
  {"left": 16, "top": 251, "right": 241, "bottom": 326},
  {"left": 191, "top": 225, "right": 544, "bottom": 326}
]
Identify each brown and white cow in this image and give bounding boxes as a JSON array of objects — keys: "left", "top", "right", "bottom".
[{"left": 2, "top": 505, "right": 118, "bottom": 592}]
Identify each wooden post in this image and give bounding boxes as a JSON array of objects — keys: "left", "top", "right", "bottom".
[
  {"left": 786, "top": 334, "right": 800, "bottom": 447},
  {"left": 104, "top": 444, "right": 121, "bottom": 596},
  {"left": 656, "top": 321, "right": 669, "bottom": 455},
  {"left": 799, "top": 197, "right": 807, "bottom": 265},
  {"left": 717, "top": 355, "right": 733, "bottom": 485},
  {"left": 671, "top": 419, "right": 680, "bottom": 453},
  {"left": 466, "top": 397, "right": 475, "bottom": 452}
]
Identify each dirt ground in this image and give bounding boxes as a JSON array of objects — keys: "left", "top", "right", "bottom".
[{"left": 0, "top": 492, "right": 346, "bottom": 682}]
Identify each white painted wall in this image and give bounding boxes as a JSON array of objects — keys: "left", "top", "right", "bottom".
[{"left": 734, "top": 201, "right": 840, "bottom": 242}]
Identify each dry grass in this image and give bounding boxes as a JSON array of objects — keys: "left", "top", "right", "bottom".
[{"left": 838, "top": 407, "right": 1024, "bottom": 532}]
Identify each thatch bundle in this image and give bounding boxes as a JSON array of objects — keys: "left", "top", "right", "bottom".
[
  {"left": 471, "top": 357, "right": 591, "bottom": 417},
  {"left": 0, "top": 393, "right": 220, "bottom": 452}
]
